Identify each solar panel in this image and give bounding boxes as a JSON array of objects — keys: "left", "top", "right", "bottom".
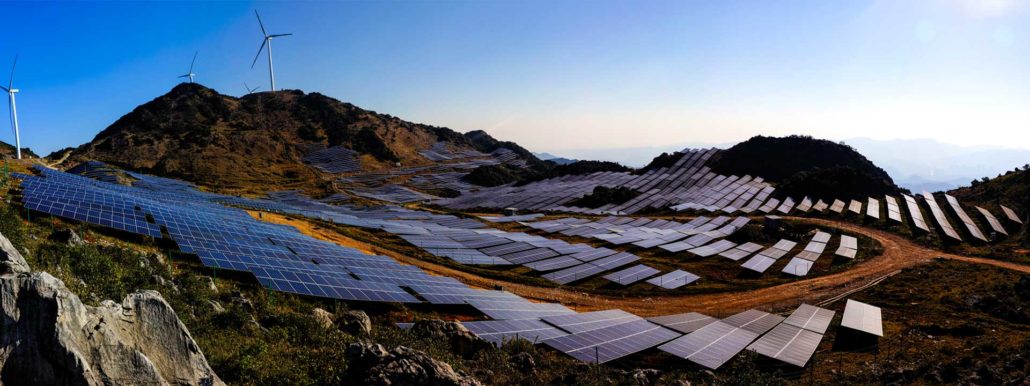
[
  {"left": 645, "top": 270, "right": 700, "bottom": 289},
  {"left": 834, "top": 235, "right": 858, "bottom": 259},
  {"left": 747, "top": 323, "right": 824, "bottom": 367},
  {"left": 658, "top": 320, "right": 759, "bottom": 369},
  {"left": 885, "top": 195, "right": 903, "bottom": 223},
  {"left": 922, "top": 192, "right": 962, "bottom": 241},
  {"left": 722, "top": 309, "right": 785, "bottom": 334},
  {"left": 542, "top": 309, "right": 641, "bottom": 334},
  {"left": 462, "top": 319, "right": 570, "bottom": 345},
  {"left": 542, "top": 319, "right": 680, "bottom": 364},
  {"left": 688, "top": 240, "right": 738, "bottom": 257},
  {"left": 903, "top": 194, "right": 930, "bottom": 232},
  {"left": 524, "top": 256, "right": 583, "bottom": 271},
  {"left": 647, "top": 312, "right": 718, "bottom": 333},
  {"left": 848, "top": 200, "right": 862, "bottom": 214},
  {"left": 944, "top": 194, "right": 987, "bottom": 242},
  {"left": 466, "top": 299, "right": 576, "bottom": 320},
  {"left": 829, "top": 199, "right": 846, "bottom": 213},
  {"left": 741, "top": 254, "right": 777, "bottom": 273},
  {"left": 840, "top": 299, "right": 883, "bottom": 336},
  {"left": 782, "top": 258, "right": 813, "bottom": 276},
  {"left": 603, "top": 264, "right": 661, "bottom": 285},
  {"left": 866, "top": 197, "right": 880, "bottom": 219},
  {"left": 407, "top": 284, "right": 520, "bottom": 305},
  {"left": 1000, "top": 205, "right": 1022, "bottom": 224},
  {"left": 782, "top": 304, "right": 835, "bottom": 334},
  {"left": 975, "top": 206, "right": 1008, "bottom": 236}
]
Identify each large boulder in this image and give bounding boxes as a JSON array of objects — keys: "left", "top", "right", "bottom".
[
  {"left": 0, "top": 231, "right": 223, "bottom": 385},
  {"left": 311, "top": 308, "right": 334, "bottom": 329},
  {"left": 338, "top": 310, "right": 372, "bottom": 336},
  {"left": 0, "top": 231, "right": 30, "bottom": 274},
  {"left": 50, "top": 228, "right": 84, "bottom": 246},
  {"left": 410, "top": 319, "right": 492, "bottom": 357},
  {"left": 345, "top": 342, "right": 481, "bottom": 386}
]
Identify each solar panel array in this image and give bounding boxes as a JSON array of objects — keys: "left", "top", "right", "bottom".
[
  {"left": 647, "top": 312, "right": 718, "bottom": 333},
  {"left": 658, "top": 309, "right": 784, "bottom": 369},
  {"left": 782, "top": 232, "right": 831, "bottom": 277},
  {"left": 829, "top": 199, "right": 846, "bottom": 213},
  {"left": 438, "top": 148, "right": 784, "bottom": 216},
  {"left": 302, "top": 146, "right": 361, "bottom": 173},
  {"left": 740, "top": 239, "right": 796, "bottom": 274},
  {"left": 603, "top": 264, "right": 660, "bottom": 285}
]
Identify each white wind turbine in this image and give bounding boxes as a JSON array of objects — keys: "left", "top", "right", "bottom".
[
  {"left": 1, "top": 56, "right": 22, "bottom": 159},
  {"left": 251, "top": 10, "right": 292, "bottom": 92},
  {"left": 244, "top": 82, "right": 260, "bottom": 94},
  {"left": 178, "top": 51, "right": 198, "bottom": 83}
]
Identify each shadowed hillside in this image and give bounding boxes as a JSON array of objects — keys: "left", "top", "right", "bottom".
[
  {"left": 951, "top": 165, "right": 1030, "bottom": 243},
  {"left": 0, "top": 141, "right": 36, "bottom": 159},
  {"left": 66, "top": 83, "right": 537, "bottom": 192},
  {"left": 709, "top": 135, "right": 900, "bottom": 199}
]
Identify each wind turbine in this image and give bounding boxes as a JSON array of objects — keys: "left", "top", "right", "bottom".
[
  {"left": 178, "top": 51, "right": 198, "bottom": 83},
  {"left": 0, "top": 56, "right": 21, "bottom": 159},
  {"left": 251, "top": 10, "right": 292, "bottom": 92},
  {"left": 244, "top": 82, "right": 260, "bottom": 94}
]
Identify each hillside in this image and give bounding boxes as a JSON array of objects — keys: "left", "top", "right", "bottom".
[
  {"left": 950, "top": 165, "right": 1030, "bottom": 242},
  {"left": 709, "top": 135, "right": 900, "bottom": 199},
  {"left": 0, "top": 140, "right": 37, "bottom": 159},
  {"left": 65, "top": 83, "right": 538, "bottom": 192}
]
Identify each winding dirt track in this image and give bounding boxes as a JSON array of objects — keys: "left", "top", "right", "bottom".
[{"left": 262, "top": 213, "right": 1029, "bottom": 316}]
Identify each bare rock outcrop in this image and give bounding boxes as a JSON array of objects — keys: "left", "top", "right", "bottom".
[
  {"left": 345, "top": 342, "right": 482, "bottom": 386},
  {"left": 0, "top": 231, "right": 222, "bottom": 385},
  {"left": 410, "top": 319, "right": 492, "bottom": 357}
]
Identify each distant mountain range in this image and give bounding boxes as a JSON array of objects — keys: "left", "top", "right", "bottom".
[
  {"left": 841, "top": 138, "right": 1030, "bottom": 193},
  {"left": 533, "top": 152, "right": 576, "bottom": 165}
]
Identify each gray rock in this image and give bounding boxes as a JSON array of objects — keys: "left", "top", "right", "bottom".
[
  {"left": 230, "top": 292, "right": 255, "bottom": 312},
  {"left": 207, "top": 300, "right": 225, "bottom": 314},
  {"left": 311, "top": 308, "right": 334, "bottom": 329},
  {"left": 338, "top": 310, "right": 372, "bottom": 336},
  {"left": 151, "top": 275, "right": 166, "bottom": 286},
  {"left": 202, "top": 276, "right": 217, "bottom": 292},
  {"left": 148, "top": 253, "right": 167, "bottom": 266},
  {"left": 632, "top": 368, "right": 662, "bottom": 385},
  {"left": 411, "top": 319, "right": 492, "bottom": 357},
  {"left": 346, "top": 342, "right": 482, "bottom": 386},
  {"left": 0, "top": 231, "right": 30, "bottom": 274},
  {"left": 51, "top": 228, "right": 84, "bottom": 246},
  {"left": 0, "top": 271, "right": 223, "bottom": 385}
]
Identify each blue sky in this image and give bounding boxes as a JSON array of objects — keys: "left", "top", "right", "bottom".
[{"left": 2, "top": 0, "right": 1029, "bottom": 156}]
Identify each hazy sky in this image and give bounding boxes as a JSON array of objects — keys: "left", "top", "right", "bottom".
[{"left": 2, "top": 0, "right": 1030, "bottom": 156}]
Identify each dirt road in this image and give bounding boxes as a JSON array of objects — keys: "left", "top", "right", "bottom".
[{"left": 258, "top": 213, "right": 1029, "bottom": 316}]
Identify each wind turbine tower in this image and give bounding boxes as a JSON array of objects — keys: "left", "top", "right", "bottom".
[
  {"left": 179, "top": 51, "right": 198, "bottom": 83},
  {"left": 251, "top": 10, "right": 292, "bottom": 92},
  {"left": 1, "top": 56, "right": 21, "bottom": 159}
]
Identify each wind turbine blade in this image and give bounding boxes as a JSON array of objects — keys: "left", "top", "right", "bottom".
[
  {"left": 8, "top": 55, "right": 16, "bottom": 90},
  {"left": 270, "top": 33, "right": 292, "bottom": 38},
  {"left": 251, "top": 39, "right": 267, "bottom": 69},
  {"left": 189, "top": 51, "right": 198, "bottom": 73},
  {"left": 178, "top": 75, "right": 189, "bottom": 79},
  {"left": 255, "top": 10, "right": 267, "bottom": 36}
]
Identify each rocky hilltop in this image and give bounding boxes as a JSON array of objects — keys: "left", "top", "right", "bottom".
[
  {"left": 0, "top": 231, "right": 222, "bottom": 385},
  {"left": 65, "top": 83, "right": 538, "bottom": 192}
]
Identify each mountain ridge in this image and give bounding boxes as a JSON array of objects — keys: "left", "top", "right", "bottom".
[{"left": 65, "top": 83, "right": 538, "bottom": 193}]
